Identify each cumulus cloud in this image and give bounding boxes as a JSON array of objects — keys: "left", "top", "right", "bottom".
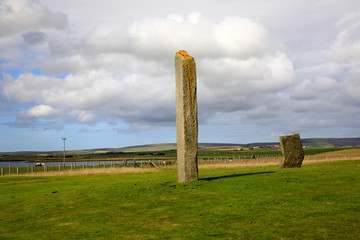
[
  {"left": 15, "top": 103, "right": 96, "bottom": 127},
  {"left": 82, "top": 13, "right": 272, "bottom": 60},
  {"left": 24, "top": 104, "right": 59, "bottom": 118},
  {"left": 2, "top": 70, "right": 174, "bottom": 126},
  {"left": 1, "top": 0, "right": 360, "bottom": 151},
  {"left": 2, "top": 73, "right": 63, "bottom": 102},
  {"left": 0, "top": 0, "right": 68, "bottom": 72},
  {"left": 269, "top": 10, "right": 360, "bottom": 136},
  {"left": 1, "top": 10, "right": 296, "bottom": 131},
  {"left": 213, "top": 18, "right": 270, "bottom": 58},
  {"left": 329, "top": 29, "right": 360, "bottom": 64},
  {"left": 0, "top": 0, "right": 67, "bottom": 36},
  {"left": 342, "top": 69, "right": 360, "bottom": 106},
  {"left": 327, "top": 21, "right": 360, "bottom": 108}
]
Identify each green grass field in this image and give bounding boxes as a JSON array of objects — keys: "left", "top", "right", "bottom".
[{"left": 0, "top": 160, "right": 359, "bottom": 239}]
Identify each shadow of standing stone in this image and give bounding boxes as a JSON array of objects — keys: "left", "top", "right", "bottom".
[
  {"left": 279, "top": 133, "right": 304, "bottom": 168},
  {"left": 175, "top": 50, "right": 198, "bottom": 182}
]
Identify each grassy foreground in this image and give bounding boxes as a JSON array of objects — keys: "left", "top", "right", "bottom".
[{"left": 0, "top": 160, "right": 359, "bottom": 239}]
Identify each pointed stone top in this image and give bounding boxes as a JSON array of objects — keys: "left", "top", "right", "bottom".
[{"left": 176, "top": 50, "right": 193, "bottom": 60}]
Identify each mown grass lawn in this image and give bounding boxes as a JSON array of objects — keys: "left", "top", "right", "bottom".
[{"left": 0, "top": 160, "right": 359, "bottom": 239}]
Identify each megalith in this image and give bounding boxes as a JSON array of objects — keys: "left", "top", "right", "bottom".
[
  {"left": 175, "top": 50, "right": 198, "bottom": 182},
  {"left": 279, "top": 133, "right": 304, "bottom": 168}
]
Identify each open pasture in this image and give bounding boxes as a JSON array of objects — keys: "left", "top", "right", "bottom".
[
  {"left": 2, "top": 147, "right": 360, "bottom": 177},
  {"left": 0, "top": 160, "right": 359, "bottom": 239}
]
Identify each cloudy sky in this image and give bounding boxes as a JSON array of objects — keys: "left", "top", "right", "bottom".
[{"left": 0, "top": 0, "right": 359, "bottom": 151}]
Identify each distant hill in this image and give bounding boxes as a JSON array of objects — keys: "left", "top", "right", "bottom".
[
  {"left": 247, "top": 137, "right": 360, "bottom": 147},
  {"left": 1, "top": 137, "right": 360, "bottom": 156},
  {"left": 102, "top": 138, "right": 360, "bottom": 151},
  {"left": 301, "top": 137, "right": 360, "bottom": 147}
]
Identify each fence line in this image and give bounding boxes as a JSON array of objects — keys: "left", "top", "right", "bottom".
[{"left": 1, "top": 154, "right": 359, "bottom": 176}]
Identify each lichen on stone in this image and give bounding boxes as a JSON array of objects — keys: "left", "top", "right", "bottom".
[
  {"left": 176, "top": 50, "right": 193, "bottom": 59},
  {"left": 279, "top": 133, "right": 304, "bottom": 168}
]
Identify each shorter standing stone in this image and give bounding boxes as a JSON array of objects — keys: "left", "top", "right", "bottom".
[{"left": 279, "top": 133, "right": 304, "bottom": 168}]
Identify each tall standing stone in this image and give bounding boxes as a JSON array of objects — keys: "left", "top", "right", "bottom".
[
  {"left": 175, "top": 50, "right": 198, "bottom": 182},
  {"left": 279, "top": 133, "right": 304, "bottom": 168}
]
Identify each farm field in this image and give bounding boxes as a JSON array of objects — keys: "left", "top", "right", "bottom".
[
  {"left": 2, "top": 146, "right": 360, "bottom": 176},
  {"left": 0, "top": 160, "right": 359, "bottom": 239},
  {"left": 2, "top": 146, "right": 360, "bottom": 163}
]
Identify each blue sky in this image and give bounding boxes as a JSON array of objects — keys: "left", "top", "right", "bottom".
[{"left": 1, "top": 0, "right": 360, "bottom": 152}]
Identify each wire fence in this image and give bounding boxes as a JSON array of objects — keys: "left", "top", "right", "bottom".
[
  {"left": 0, "top": 159, "right": 171, "bottom": 176},
  {"left": 0, "top": 154, "right": 358, "bottom": 176}
]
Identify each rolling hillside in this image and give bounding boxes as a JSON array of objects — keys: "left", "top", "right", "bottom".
[{"left": 1, "top": 137, "right": 360, "bottom": 156}]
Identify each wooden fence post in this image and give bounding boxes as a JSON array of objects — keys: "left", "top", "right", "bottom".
[
  {"left": 17, "top": 167, "right": 19, "bottom": 175},
  {"left": 59, "top": 163, "right": 61, "bottom": 172},
  {"left": 1, "top": 168, "right": 3, "bottom": 176},
  {"left": 9, "top": 165, "right": 11, "bottom": 175}
]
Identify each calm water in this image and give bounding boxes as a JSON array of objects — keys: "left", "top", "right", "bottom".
[
  {"left": 0, "top": 159, "right": 163, "bottom": 168},
  {"left": 1, "top": 161, "right": 120, "bottom": 168}
]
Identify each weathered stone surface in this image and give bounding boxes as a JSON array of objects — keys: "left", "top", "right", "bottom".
[
  {"left": 175, "top": 50, "right": 198, "bottom": 182},
  {"left": 279, "top": 133, "right": 304, "bottom": 168}
]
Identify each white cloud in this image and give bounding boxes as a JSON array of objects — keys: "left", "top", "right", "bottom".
[
  {"left": 1, "top": 12, "right": 297, "bottom": 130},
  {"left": 0, "top": 0, "right": 69, "bottom": 73},
  {"left": 2, "top": 73, "right": 63, "bottom": 102},
  {"left": 16, "top": 104, "right": 60, "bottom": 126},
  {"left": 0, "top": 0, "right": 67, "bottom": 36},
  {"left": 66, "top": 110, "right": 96, "bottom": 123},
  {"left": 326, "top": 22, "right": 360, "bottom": 108},
  {"left": 213, "top": 18, "right": 270, "bottom": 58},
  {"left": 80, "top": 13, "right": 272, "bottom": 60},
  {"left": 2, "top": 0, "right": 360, "bottom": 151},
  {"left": 313, "top": 76, "right": 338, "bottom": 92},
  {"left": 25, "top": 104, "right": 59, "bottom": 118},
  {"left": 329, "top": 30, "right": 360, "bottom": 63},
  {"left": 342, "top": 68, "right": 360, "bottom": 106}
]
